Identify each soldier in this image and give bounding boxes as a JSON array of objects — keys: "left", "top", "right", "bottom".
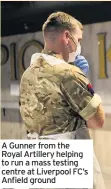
[{"left": 19, "top": 12, "right": 105, "bottom": 189}]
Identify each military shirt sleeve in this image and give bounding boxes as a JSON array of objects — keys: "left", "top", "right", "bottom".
[{"left": 60, "top": 69, "right": 101, "bottom": 121}]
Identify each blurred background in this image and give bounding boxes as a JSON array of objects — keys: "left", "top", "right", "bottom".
[{"left": 1, "top": 1, "right": 111, "bottom": 189}]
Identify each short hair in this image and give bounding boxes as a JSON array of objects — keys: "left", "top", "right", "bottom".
[{"left": 42, "top": 11, "right": 83, "bottom": 35}]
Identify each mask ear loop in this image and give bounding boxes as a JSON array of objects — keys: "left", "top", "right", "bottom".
[{"left": 69, "top": 34, "right": 78, "bottom": 51}]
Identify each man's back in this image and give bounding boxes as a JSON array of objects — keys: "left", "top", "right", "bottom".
[{"left": 20, "top": 52, "right": 91, "bottom": 137}]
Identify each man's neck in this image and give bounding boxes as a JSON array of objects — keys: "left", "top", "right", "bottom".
[{"left": 42, "top": 48, "right": 64, "bottom": 61}]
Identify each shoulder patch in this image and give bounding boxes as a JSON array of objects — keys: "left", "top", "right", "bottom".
[{"left": 87, "top": 83, "right": 95, "bottom": 95}]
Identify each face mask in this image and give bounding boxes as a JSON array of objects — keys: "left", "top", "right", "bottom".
[
  {"left": 68, "top": 35, "right": 81, "bottom": 63},
  {"left": 75, "top": 43, "right": 81, "bottom": 57},
  {"left": 68, "top": 51, "right": 77, "bottom": 63}
]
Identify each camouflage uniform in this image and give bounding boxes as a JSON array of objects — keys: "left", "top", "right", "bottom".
[
  {"left": 20, "top": 51, "right": 101, "bottom": 137},
  {"left": 19, "top": 51, "right": 105, "bottom": 189}
]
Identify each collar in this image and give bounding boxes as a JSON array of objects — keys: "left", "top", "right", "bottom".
[{"left": 42, "top": 49, "right": 64, "bottom": 61}]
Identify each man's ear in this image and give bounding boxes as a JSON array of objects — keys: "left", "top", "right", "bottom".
[{"left": 63, "top": 30, "right": 70, "bottom": 44}]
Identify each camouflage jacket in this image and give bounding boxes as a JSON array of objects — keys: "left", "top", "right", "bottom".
[{"left": 19, "top": 51, "right": 101, "bottom": 137}]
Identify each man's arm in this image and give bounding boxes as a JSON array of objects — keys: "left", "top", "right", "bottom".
[
  {"left": 87, "top": 104, "right": 105, "bottom": 128},
  {"left": 60, "top": 68, "right": 105, "bottom": 129}
]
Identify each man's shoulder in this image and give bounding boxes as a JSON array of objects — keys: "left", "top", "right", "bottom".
[
  {"left": 21, "top": 52, "right": 90, "bottom": 86},
  {"left": 62, "top": 64, "right": 90, "bottom": 87},
  {"left": 30, "top": 53, "right": 75, "bottom": 75},
  {"left": 30, "top": 53, "right": 67, "bottom": 66}
]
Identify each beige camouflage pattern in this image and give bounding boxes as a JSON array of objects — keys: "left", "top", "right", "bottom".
[
  {"left": 19, "top": 51, "right": 105, "bottom": 189},
  {"left": 19, "top": 51, "right": 101, "bottom": 136}
]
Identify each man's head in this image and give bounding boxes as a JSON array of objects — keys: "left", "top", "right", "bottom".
[{"left": 42, "top": 11, "right": 83, "bottom": 62}]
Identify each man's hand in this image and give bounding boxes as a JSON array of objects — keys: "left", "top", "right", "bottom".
[{"left": 74, "top": 55, "right": 89, "bottom": 75}]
